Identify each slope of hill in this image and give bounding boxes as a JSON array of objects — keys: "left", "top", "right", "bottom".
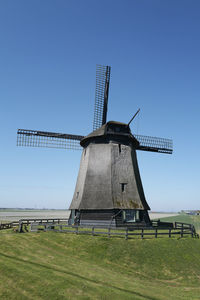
[{"left": 0, "top": 229, "right": 200, "bottom": 300}]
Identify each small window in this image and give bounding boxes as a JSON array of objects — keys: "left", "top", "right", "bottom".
[
  {"left": 76, "top": 192, "right": 79, "bottom": 198},
  {"left": 107, "top": 126, "right": 114, "bottom": 133},
  {"left": 115, "top": 127, "right": 121, "bottom": 132},
  {"left": 118, "top": 144, "right": 121, "bottom": 153},
  {"left": 120, "top": 183, "right": 127, "bottom": 192},
  {"left": 122, "top": 210, "right": 136, "bottom": 223},
  {"left": 136, "top": 210, "right": 140, "bottom": 221}
]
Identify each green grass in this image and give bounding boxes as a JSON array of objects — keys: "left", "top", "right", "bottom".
[{"left": 0, "top": 229, "right": 200, "bottom": 300}]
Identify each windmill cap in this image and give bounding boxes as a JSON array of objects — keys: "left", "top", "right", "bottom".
[{"left": 80, "top": 121, "right": 139, "bottom": 147}]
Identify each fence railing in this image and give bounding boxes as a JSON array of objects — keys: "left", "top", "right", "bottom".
[
  {"left": 0, "top": 219, "right": 68, "bottom": 231},
  {"left": 29, "top": 222, "right": 199, "bottom": 239},
  {"left": 0, "top": 221, "right": 19, "bottom": 230},
  {"left": 1, "top": 218, "right": 199, "bottom": 239}
]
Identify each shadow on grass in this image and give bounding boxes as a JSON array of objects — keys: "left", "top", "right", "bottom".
[{"left": 0, "top": 252, "right": 158, "bottom": 300}]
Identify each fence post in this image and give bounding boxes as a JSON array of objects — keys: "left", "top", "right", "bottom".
[
  {"left": 92, "top": 227, "right": 94, "bottom": 236},
  {"left": 169, "top": 229, "right": 171, "bottom": 238},
  {"left": 141, "top": 228, "right": 144, "bottom": 239},
  {"left": 181, "top": 226, "right": 183, "bottom": 238},
  {"left": 125, "top": 228, "right": 128, "bottom": 240},
  {"left": 108, "top": 228, "right": 111, "bottom": 238},
  {"left": 191, "top": 226, "right": 194, "bottom": 238},
  {"left": 75, "top": 226, "right": 78, "bottom": 235},
  {"left": 155, "top": 228, "right": 157, "bottom": 238},
  {"left": 18, "top": 221, "right": 23, "bottom": 233}
]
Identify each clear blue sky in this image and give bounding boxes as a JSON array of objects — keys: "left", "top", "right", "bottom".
[{"left": 0, "top": 0, "right": 200, "bottom": 211}]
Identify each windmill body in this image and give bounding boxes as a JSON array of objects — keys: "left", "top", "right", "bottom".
[
  {"left": 17, "top": 65, "right": 173, "bottom": 227},
  {"left": 69, "top": 121, "right": 150, "bottom": 226}
]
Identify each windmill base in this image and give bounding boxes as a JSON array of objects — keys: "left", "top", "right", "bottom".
[{"left": 69, "top": 209, "right": 151, "bottom": 228}]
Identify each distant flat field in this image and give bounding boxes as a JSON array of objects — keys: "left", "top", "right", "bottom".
[
  {"left": 0, "top": 209, "right": 178, "bottom": 222},
  {"left": 0, "top": 209, "right": 70, "bottom": 222},
  {"left": 149, "top": 212, "right": 179, "bottom": 219}
]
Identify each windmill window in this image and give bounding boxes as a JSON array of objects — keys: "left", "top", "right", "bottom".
[
  {"left": 120, "top": 183, "right": 127, "bottom": 192},
  {"left": 76, "top": 192, "right": 79, "bottom": 198},
  {"left": 115, "top": 127, "right": 121, "bottom": 132},
  {"left": 107, "top": 126, "right": 114, "bottom": 133},
  {"left": 136, "top": 210, "right": 140, "bottom": 221},
  {"left": 118, "top": 144, "right": 121, "bottom": 153},
  {"left": 123, "top": 210, "right": 136, "bottom": 223}
]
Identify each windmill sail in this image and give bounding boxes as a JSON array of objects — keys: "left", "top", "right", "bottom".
[
  {"left": 93, "top": 65, "right": 111, "bottom": 131},
  {"left": 17, "top": 129, "right": 83, "bottom": 150},
  {"left": 134, "top": 134, "right": 173, "bottom": 154},
  {"left": 17, "top": 129, "right": 173, "bottom": 154}
]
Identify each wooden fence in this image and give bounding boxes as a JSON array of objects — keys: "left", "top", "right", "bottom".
[
  {"left": 0, "top": 219, "right": 68, "bottom": 231},
  {"left": 0, "top": 221, "right": 19, "bottom": 230},
  {"left": 1, "top": 218, "right": 199, "bottom": 239},
  {"left": 29, "top": 222, "right": 199, "bottom": 239}
]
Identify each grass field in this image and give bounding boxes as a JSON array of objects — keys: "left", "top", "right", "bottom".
[{"left": 0, "top": 215, "right": 200, "bottom": 300}]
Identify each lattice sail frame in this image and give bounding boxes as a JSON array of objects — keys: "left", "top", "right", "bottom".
[
  {"left": 93, "top": 65, "right": 111, "bottom": 131},
  {"left": 134, "top": 134, "right": 173, "bottom": 154},
  {"left": 17, "top": 129, "right": 173, "bottom": 154},
  {"left": 17, "top": 129, "right": 83, "bottom": 150}
]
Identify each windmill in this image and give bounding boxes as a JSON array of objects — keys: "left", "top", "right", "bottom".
[{"left": 17, "top": 65, "right": 173, "bottom": 227}]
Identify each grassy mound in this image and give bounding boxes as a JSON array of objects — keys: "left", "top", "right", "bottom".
[{"left": 0, "top": 229, "right": 200, "bottom": 300}]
